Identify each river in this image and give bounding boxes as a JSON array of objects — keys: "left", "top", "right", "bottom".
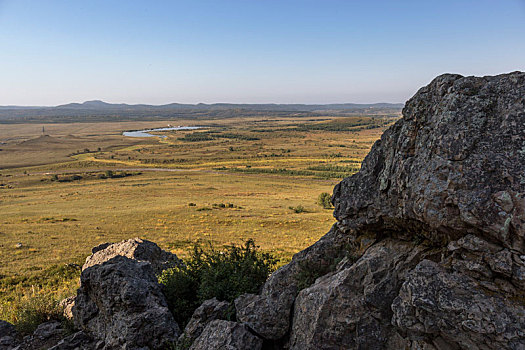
[{"left": 122, "top": 126, "right": 201, "bottom": 138}]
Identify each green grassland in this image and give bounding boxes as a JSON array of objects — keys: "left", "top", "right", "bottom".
[{"left": 0, "top": 114, "right": 398, "bottom": 322}]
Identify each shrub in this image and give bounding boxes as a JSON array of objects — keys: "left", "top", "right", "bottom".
[
  {"left": 196, "top": 207, "right": 211, "bottom": 211},
  {"left": 158, "top": 239, "right": 277, "bottom": 327},
  {"left": 317, "top": 192, "right": 333, "bottom": 209},
  {"left": 289, "top": 205, "right": 306, "bottom": 213}
]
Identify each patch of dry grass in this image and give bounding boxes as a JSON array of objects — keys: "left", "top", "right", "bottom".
[{"left": 0, "top": 115, "right": 397, "bottom": 321}]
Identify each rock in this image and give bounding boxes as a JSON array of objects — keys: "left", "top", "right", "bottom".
[
  {"left": 0, "top": 336, "right": 18, "bottom": 350},
  {"left": 289, "top": 239, "right": 426, "bottom": 349},
  {"left": 33, "top": 321, "right": 63, "bottom": 341},
  {"left": 179, "top": 298, "right": 230, "bottom": 344},
  {"left": 0, "top": 321, "right": 16, "bottom": 339},
  {"left": 10, "top": 321, "right": 66, "bottom": 350},
  {"left": 72, "top": 255, "right": 179, "bottom": 349},
  {"left": 333, "top": 72, "right": 525, "bottom": 252},
  {"left": 82, "top": 237, "right": 180, "bottom": 274},
  {"left": 189, "top": 320, "right": 263, "bottom": 350},
  {"left": 234, "top": 72, "right": 525, "bottom": 349},
  {"left": 0, "top": 320, "right": 18, "bottom": 350},
  {"left": 392, "top": 259, "right": 525, "bottom": 350},
  {"left": 235, "top": 224, "right": 353, "bottom": 340},
  {"left": 48, "top": 331, "right": 98, "bottom": 350},
  {"left": 60, "top": 296, "right": 76, "bottom": 320}
]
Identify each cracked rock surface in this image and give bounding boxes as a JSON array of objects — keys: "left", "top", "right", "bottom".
[{"left": 235, "top": 72, "right": 525, "bottom": 349}]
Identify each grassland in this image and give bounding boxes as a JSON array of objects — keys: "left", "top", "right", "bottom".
[{"left": 0, "top": 114, "right": 398, "bottom": 322}]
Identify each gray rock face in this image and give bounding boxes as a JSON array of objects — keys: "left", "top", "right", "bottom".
[
  {"left": 189, "top": 320, "right": 263, "bottom": 350},
  {"left": 0, "top": 320, "right": 18, "bottom": 350},
  {"left": 83, "top": 237, "right": 180, "bottom": 274},
  {"left": 289, "top": 239, "right": 425, "bottom": 349},
  {"left": 10, "top": 321, "right": 66, "bottom": 350},
  {"left": 235, "top": 224, "right": 353, "bottom": 340},
  {"left": 72, "top": 239, "right": 181, "bottom": 349},
  {"left": 233, "top": 72, "right": 525, "bottom": 349},
  {"left": 393, "top": 259, "right": 525, "bottom": 349},
  {"left": 48, "top": 331, "right": 98, "bottom": 350},
  {"left": 0, "top": 321, "right": 16, "bottom": 338},
  {"left": 333, "top": 72, "right": 525, "bottom": 251},
  {"left": 180, "top": 298, "right": 230, "bottom": 344}
]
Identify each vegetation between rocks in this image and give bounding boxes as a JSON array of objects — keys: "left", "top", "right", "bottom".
[{"left": 158, "top": 239, "right": 277, "bottom": 327}]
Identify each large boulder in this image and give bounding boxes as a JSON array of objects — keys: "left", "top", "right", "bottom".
[
  {"left": 333, "top": 72, "right": 525, "bottom": 251},
  {"left": 83, "top": 237, "right": 180, "bottom": 274},
  {"left": 234, "top": 72, "right": 525, "bottom": 349},
  {"left": 72, "top": 239, "right": 180, "bottom": 349},
  {"left": 289, "top": 239, "right": 425, "bottom": 349},
  {"left": 189, "top": 320, "right": 263, "bottom": 350}
]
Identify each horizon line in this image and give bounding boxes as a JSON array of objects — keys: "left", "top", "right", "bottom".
[{"left": 0, "top": 99, "right": 405, "bottom": 108}]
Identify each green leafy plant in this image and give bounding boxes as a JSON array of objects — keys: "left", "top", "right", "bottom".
[
  {"left": 289, "top": 205, "right": 306, "bottom": 213},
  {"left": 158, "top": 239, "right": 277, "bottom": 327},
  {"left": 317, "top": 192, "right": 333, "bottom": 209}
]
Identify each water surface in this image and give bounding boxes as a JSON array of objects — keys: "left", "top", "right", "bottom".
[{"left": 123, "top": 126, "right": 201, "bottom": 138}]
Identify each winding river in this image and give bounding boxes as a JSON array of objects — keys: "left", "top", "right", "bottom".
[{"left": 122, "top": 126, "right": 201, "bottom": 138}]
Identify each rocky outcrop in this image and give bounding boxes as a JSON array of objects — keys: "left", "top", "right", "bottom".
[
  {"left": 333, "top": 72, "right": 525, "bottom": 250},
  {"left": 235, "top": 72, "right": 525, "bottom": 349},
  {"left": 72, "top": 240, "right": 180, "bottom": 349},
  {"left": 392, "top": 259, "right": 525, "bottom": 349},
  {"left": 289, "top": 239, "right": 426, "bottom": 349},
  {"left": 179, "top": 297, "right": 230, "bottom": 344},
  {"left": 189, "top": 320, "right": 263, "bottom": 350},
  {"left": 48, "top": 331, "right": 97, "bottom": 350}
]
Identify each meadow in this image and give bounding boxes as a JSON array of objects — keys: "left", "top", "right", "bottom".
[{"left": 0, "top": 114, "right": 398, "bottom": 322}]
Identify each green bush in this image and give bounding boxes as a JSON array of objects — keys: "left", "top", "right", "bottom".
[
  {"left": 317, "top": 192, "right": 333, "bottom": 209},
  {"left": 158, "top": 239, "right": 277, "bottom": 327},
  {"left": 289, "top": 205, "right": 306, "bottom": 213}
]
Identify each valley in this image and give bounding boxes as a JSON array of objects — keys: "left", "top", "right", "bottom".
[{"left": 0, "top": 113, "right": 398, "bottom": 321}]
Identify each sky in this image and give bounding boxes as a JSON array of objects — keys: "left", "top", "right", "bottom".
[{"left": 0, "top": 0, "right": 524, "bottom": 105}]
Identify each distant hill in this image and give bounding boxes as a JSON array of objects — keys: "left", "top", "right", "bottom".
[{"left": 0, "top": 100, "right": 404, "bottom": 123}]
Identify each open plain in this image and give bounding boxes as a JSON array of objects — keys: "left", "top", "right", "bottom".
[{"left": 0, "top": 114, "right": 398, "bottom": 321}]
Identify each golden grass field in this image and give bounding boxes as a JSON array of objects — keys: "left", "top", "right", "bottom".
[{"left": 0, "top": 114, "right": 397, "bottom": 321}]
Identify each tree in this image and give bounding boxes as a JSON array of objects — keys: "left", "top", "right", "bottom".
[{"left": 317, "top": 192, "right": 332, "bottom": 209}]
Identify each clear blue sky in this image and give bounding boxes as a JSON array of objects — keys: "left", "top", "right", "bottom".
[{"left": 0, "top": 0, "right": 524, "bottom": 105}]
